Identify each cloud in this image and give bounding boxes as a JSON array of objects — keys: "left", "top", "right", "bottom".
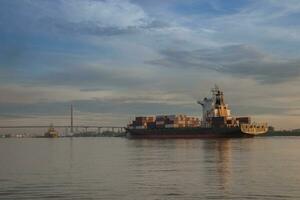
[
  {"left": 0, "top": 0, "right": 168, "bottom": 36},
  {"left": 33, "top": 66, "right": 147, "bottom": 87},
  {"left": 147, "top": 44, "right": 300, "bottom": 83},
  {"left": 61, "top": 0, "right": 148, "bottom": 28},
  {"left": 0, "top": 50, "right": 155, "bottom": 89}
]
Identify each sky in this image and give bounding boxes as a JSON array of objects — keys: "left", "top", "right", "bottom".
[{"left": 1, "top": 0, "right": 300, "bottom": 129}]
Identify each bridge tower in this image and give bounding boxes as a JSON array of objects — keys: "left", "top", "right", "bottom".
[{"left": 71, "top": 104, "right": 73, "bottom": 133}]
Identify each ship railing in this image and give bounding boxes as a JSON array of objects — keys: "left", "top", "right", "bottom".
[{"left": 240, "top": 122, "right": 268, "bottom": 135}]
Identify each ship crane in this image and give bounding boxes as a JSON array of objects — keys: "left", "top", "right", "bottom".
[
  {"left": 197, "top": 100, "right": 203, "bottom": 106},
  {"left": 197, "top": 97, "right": 214, "bottom": 127}
]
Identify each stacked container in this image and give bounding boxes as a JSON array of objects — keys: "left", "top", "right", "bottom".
[
  {"left": 133, "top": 116, "right": 147, "bottom": 129},
  {"left": 212, "top": 116, "right": 226, "bottom": 128},
  {"left": 177, "top": 115, "right": 186, "bottom": 128},
  {"left": 146, "top": 116, "right": 156, "bottom": 129},
  {"left": 185, "top": 116, "right": 200, "bottom": 127},
  {"left": 155, "top": 115, "right": 166, "bottom": 128},
  {"left": 129, "top": 115, "right": 200, "bottom": 129},
  {"left": 236, "top": 117, "right": 251, "bottom": 124}
]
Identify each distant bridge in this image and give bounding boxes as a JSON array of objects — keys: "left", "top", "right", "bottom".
[{"left": 0, "top": 125, "right": 127, "bottom": 136}]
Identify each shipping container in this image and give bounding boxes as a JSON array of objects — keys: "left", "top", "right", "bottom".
[
  {"left": 133, "top": 120, "right": 143, "bottom": 126},
  {"left": 167, "top": 115, "right": 176, "bottom": 120},
  {"left": 156, "top": 121, "right": 165, "bottom": 125},
  {"left": 136, "top": 116, "right": 146, "bottom": 121},
  {"left": 212, "top": 116, "right": 226, "bottom": 127},
  {"left": 236, "top": 117, "right": 251, "bottom": 124},
  {"left": 146, "top": 116, "right": 155, "bottom": 122},
  {"left": 147, "top": 122, "right": 156, "bottom": 129},
  {"left": 156, "top": 115, "right": 165, "bottom": 119},
  {"left": 156, "top": 124, "right": 165, "bottom": 128},
  {"left": 165, "top": 124, "right": 179, "bottom": 128}
]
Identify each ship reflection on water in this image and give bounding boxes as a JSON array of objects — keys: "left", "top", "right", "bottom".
[{"left": 202, "top": 139, "right": 233, "bottom": 192}]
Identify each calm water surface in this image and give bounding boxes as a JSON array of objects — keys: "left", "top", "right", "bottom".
[{"left": 1, "top": 137, "right": 300, "bottom": 199}]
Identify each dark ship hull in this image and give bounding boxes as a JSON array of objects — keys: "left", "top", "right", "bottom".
[{"left": 126, "top": 127, "right": 253, "bottom": 139}]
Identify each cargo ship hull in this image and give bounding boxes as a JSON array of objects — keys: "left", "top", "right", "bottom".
[{"left": 126, "top": 127, "right": 252, "bottom": 139}]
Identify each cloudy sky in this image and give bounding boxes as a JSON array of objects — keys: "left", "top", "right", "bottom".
[{"left": 1, "top": 0, "right": 300, "bottom": 129}]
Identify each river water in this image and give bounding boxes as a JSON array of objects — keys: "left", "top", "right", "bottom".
[{"left": 1, "top": 137, "right": 300, "bottom": 199}]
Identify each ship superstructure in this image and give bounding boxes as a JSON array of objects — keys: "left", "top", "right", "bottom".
[{"left": 198, "top": 85, "right": 232, "bottom": 127}]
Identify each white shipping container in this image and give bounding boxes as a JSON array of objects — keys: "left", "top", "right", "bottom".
[
  {"left": 156, "top": 115, "right": 165, "bottom": 119},
  {"left": 167, "top": 115, "right": 176, "bottom": 120},
  {"left": 156, "top": 121, "right": 165, "bottom": 125}
]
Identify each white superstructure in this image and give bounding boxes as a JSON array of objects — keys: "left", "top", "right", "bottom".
[
  {"left": 198, "top": 85, "right": 231, "bottom": 126},
  {"left": 197, "top": 97, "right": 214, "bottom": 127}
]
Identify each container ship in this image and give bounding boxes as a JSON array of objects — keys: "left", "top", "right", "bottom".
[{"left": 126, "top": 86, "right": 268, "bottom": 139}]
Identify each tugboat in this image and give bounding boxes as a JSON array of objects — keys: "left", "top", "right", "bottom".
[
  {"left": 44, "top": 124, "right": 59, "bottom": 138},
  {"left": 126, "top": 85, "right": 268, "bottom": 139}
]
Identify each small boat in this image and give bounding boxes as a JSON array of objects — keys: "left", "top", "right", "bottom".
[{"left": 44, "top": 124, "right": 59, "bottom": 138}]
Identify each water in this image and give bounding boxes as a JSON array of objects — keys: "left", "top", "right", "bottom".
[{"left": 1, "top": 137, "right": 300, "bottom": 199}]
